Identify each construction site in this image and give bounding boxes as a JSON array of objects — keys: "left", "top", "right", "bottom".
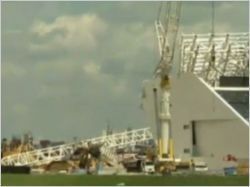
[{"left": 1, "top": 1, "right": 249, "bottom": 184}]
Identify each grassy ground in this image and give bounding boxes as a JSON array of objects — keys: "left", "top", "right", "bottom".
[{"left": 1, "top": 174, "right": 249, "bottom": 186}]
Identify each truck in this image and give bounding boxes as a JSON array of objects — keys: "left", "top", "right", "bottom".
[
  {"left": 142, "top": 160, "right": 155, "bottom": 174},
  {"left": 194, "top": 161, "right": 208, "bottom": 172}
]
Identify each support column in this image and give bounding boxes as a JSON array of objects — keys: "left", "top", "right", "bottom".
[{"left": 159, "top": 75, "right": 172, "bottom": 158}]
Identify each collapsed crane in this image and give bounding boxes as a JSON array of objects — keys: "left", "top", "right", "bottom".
[{"left": 1, "top": 128, "right": 153, "bottom": 168}]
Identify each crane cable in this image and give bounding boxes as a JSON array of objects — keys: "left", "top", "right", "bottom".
[
  {"left": 170, "top": 2, "right": 182, "bottom": 63},
  {"left": 157, "top": 1, "right": 163, "bottom": 22},
  {"left": 211, "top": 1, "right": 215, "bottom": 35},
  {"left": 162, "top": 2, "right": 182, "bottom": 68}
]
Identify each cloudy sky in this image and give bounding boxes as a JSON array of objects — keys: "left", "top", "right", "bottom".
[{"left": 2, "top": 1, "right": 249, "bottom": 141}]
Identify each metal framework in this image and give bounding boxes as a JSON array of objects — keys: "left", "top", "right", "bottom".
[
  {"left": 180, "top": 33, "right": 249, "bottom": 86},
  {"left": 153, "top": 2, "right": 182, "bottom": 158},
  {"left": 155, "top": 2, "right": 182, "bottom": 76},
  {"left": 1, "top": 127, "right": 153, "bottom": 166}
]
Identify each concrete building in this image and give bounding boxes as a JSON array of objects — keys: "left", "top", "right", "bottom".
[{"left": 142, "top": 73, "right": 249, "bottom": 171}]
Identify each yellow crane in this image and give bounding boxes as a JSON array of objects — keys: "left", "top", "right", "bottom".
[{"left": 154, "top": 1, "right": 181, "bottom": 162}]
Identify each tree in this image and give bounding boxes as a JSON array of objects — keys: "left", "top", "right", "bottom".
[
  {"left": 1, "top": 138, "right": 8, "bottom": 152},
  {"left": 10, "top": 135, "right": 21, "bottom": 150}
]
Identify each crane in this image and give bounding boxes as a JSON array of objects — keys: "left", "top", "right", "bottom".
[{"left": 154, "top": 2, "right": 182, "bottom": 161}]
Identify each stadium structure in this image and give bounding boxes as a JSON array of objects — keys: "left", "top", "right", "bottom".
[{"left": 141, "top": 2, "right": 249, "bottom": 172}]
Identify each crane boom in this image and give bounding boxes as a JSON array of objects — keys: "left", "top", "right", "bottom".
[
  {"left": 155, "top": 2, "right": 182, "bottom": 77},
  {"left": 154, "top": 2, "right": 182, "bottom": 159}
]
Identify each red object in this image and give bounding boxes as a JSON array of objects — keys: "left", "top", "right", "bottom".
[{"left": 223, "top": 154, "right": 237, "bottom": 162}]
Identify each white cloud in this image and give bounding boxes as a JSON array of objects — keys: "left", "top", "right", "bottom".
[
  {"left": 13, "top": 104, "right": 29, "bottom": 116},
  {"left": 82, "top": 61, "right": 129, "bottom": 96},
  {"left": 114, "top": 80, "right": 127, "bottom": 95},
  {"left": 219, "top": 2, "right": 234, "bottom": 12},
  {"left": 109, "top": 23, "right": 154, "bottom": 59},
  {"left": 82, "top": 61, "right": 101, "bottom": 76},
  {"left": 30, "top": 14, "right": 107, "bottom": 52},
  {"left": 3, "top": 63, "right": 27, "bottom": 78}
]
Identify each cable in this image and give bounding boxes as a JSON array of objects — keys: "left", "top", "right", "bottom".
[
  {"left": 211, "top": 1, "right": 215, "bottom": 35},
  {"left": 157, "top": 1, "right": 163, "bottom": 22}
]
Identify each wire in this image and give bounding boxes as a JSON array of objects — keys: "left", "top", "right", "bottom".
[
  {"left": 157, "top": 1, "right": 163, "bottom": 22},
  {"left": 171, "top": 2, "right": 182, "bottom": 62},
  {"left": 164, "top": 2, "right": 171, "bottom": 35},
  {"left": 211, "top": 1, "right": 215, "bottom": 35}
]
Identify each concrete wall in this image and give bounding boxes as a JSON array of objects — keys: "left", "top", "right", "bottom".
[{"left": 170, "top": 73, "right": 249, "bottom": 170}]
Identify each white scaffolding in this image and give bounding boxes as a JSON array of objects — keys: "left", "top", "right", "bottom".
[{"left": 179, "top": 33, "right": 249, "bottom": 86}]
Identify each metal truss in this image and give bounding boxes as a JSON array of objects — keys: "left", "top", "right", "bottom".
[
  {"left": 1, "top": 127, "right": 153, "bottom": 166},
  {"left": 154, "top": 2, "right": 182, "bottom": 76},
  {"left": 180, "top": 33, "right": 249, "bottom": 86}
]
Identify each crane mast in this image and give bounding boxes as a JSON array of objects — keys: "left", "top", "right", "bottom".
[{"left": 154, "top": 2, "right": 182, "bottom": 160}]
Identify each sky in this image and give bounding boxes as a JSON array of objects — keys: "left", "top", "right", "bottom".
[{"left": 1, "top": 1, "right": 249, "bottom": 141}]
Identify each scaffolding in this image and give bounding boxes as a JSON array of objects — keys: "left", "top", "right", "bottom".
[{"left": 179, "top": 33, "right": 249, "bottom": 86}]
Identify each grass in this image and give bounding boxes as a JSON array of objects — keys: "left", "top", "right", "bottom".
[{"left": 1, "top": 174, "right": 249, "bottom": 186}]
